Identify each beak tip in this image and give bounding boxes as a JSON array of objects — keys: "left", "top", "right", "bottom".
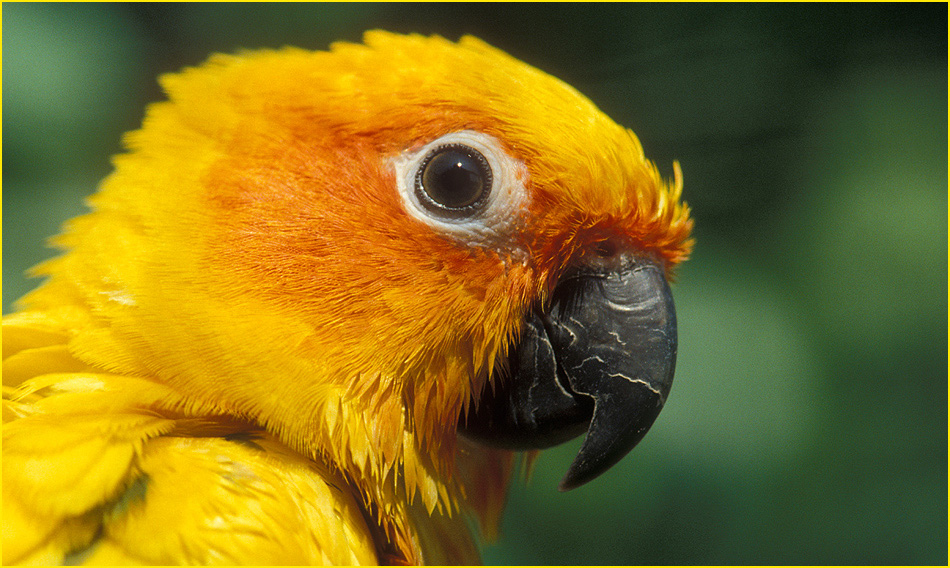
[
  {"left": 556, "top": 381, "right": 669, "bottom": 491},
  {"left": 558, "top": 468, "right": 586, "bottom": 492}
]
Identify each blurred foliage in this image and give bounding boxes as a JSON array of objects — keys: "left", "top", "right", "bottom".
[{"left": 3, "top": 3, "right": 946, "bottom": 564}]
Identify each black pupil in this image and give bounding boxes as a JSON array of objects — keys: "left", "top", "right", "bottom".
[{"left": 420, "top": 146, "right": 490, "bottom": 210}]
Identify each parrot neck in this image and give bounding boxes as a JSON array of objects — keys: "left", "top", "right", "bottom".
[{"left": 10, "top": 269, "right": 515, "bottom": 561}]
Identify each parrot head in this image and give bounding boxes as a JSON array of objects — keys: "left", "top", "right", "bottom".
[{"left": 29, "top": 32, "right": 692, "bottom": 528}]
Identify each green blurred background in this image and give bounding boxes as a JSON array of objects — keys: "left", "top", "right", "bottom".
[{"left": 3, "top": 3, "right": 946, "bottom": 564}]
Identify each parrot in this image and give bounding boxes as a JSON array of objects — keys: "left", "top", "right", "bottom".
[{"left": 2, "top": 31, "right": 693, "bottom": 565}]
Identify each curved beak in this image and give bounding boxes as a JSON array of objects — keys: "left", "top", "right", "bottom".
[{"left": 460, "top": 255, "right": 677, "bottom": 490}]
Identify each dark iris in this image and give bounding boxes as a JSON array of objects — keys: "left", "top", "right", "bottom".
[{"left": 416, "top": 144, "right": 492, "bottom": 216}]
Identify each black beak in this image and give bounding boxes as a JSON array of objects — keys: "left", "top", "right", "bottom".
[{"left": 460, "top": 255, "right": 677, "bottom": 491}]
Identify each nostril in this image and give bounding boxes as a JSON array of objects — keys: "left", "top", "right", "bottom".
[
  {"left": 593, "top": 240, "right": 618, "bottom": 259},
  {"left": 571, "top": 238, "right": 640, "bottom": 276}
]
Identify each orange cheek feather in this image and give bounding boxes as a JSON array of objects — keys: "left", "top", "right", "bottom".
[{"left": 201, "top": 119, "right": 533, "bottom": 445}]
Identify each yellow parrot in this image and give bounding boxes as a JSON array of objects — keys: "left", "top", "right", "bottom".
[{"left": 2, "top": 32, "right": 693, "bottom": 564}]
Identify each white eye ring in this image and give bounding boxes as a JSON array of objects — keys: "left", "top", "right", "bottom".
[{"left": 391, "top": 130, "right": 529, "bottom": 253}]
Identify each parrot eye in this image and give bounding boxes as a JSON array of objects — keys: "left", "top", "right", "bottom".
[
  {"left": 416, "top": 145, "right": 492, "bottom": 216},
  {"left": 391, "top": 130, "right": 529, "bottom": 254}
]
